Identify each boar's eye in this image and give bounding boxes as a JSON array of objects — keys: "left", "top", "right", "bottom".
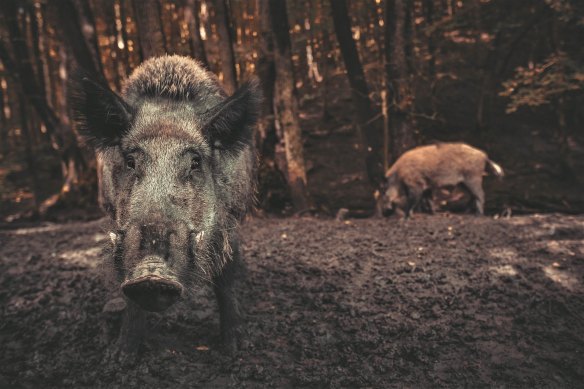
[
  {"left": 125, "top": 155, "right": 136, "bottom": 170},
  {"left": 190, "top": 153, "right": 202, "bottom": 171}
]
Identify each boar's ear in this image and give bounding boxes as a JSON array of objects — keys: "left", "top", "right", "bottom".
[
  {"left": 71, "top": 73, "right": 134, "bottom": 150},
  {"left": 203, "top": 79, "right": 262, "bottom": 151}
]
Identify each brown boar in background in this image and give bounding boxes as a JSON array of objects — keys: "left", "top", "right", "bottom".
[{"left": 378, "top": 143, "right": 504, "bottom": 218}]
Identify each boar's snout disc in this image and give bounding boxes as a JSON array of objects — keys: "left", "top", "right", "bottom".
[{"left": 121, "top": 275, "right": 183, "bottom": 312}]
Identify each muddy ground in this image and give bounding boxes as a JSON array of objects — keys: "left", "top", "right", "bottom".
[{"left": 1, "top": 213, "right": 583, "bottom": 388}]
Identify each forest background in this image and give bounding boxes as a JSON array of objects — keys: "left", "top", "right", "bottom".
[{"left": 1, "top": 0, "right": 583, "bottom": 222}]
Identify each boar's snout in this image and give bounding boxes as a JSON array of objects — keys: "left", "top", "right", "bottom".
[
  {"left": 121, "top": 257, "right": 183, "bottom": 312},
  {"left": 382, "top": 206, "right": 394, "bottom": 217},
  {"left": 379, "top": 201, "right": 395, "bottom": 217}
]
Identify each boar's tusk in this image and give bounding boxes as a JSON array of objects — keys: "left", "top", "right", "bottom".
[
  {"left": 109, "top": 232, "right": 117, "bottom": 245},
  {"left": 195, "top": 231, "right": 205, "bottom": 244}
]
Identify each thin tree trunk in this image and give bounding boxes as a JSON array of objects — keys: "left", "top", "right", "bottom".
[
  {"left": 330, "top": 0, "right": 384, "bottom": 186},
  {"left": 404, "top": 0, "right": 414, "bottom": 75},
  {"left": 385, "top": 0, "right": 415, "bottom": 162},
  {"left": 269, "top": 0, "right": 310, "bottom": 211},
  {"left": 213, "top": 0, "right": 238, "bottom": 94},
  {"left": 57, "top": 0, "right": 106, "bottom": 83},
  {"left": 253, "top": 0, "right": 290, "bottom": 212},
  {"left": 0, "top": 2, "right": 94, "bottom": 215},
  {"left": 133, "top": 0, "right": 167, "bottom": 60},
  {"left": 185, "top": 0, "right": 209, "bottom": 68},
  {"left": 424, "top": 0, "right": 436, "bottom": 77},
  {"left": 118, "top": 0, "right": 132, "bottom": 73},
  {"left": 0, "top": 75, "right": 8, "bottom": 158},
  {"left": 33, "top": 3, "right": 53, "bottom": 110},
  {"left": 114, "top": 0, "right": 130, "bottom": 81},
  {"left": 19, "top": 96, "right": 41, "bottom": 214},
  {"left": 29, "top": 3, "right": 47, "bottom": 100},
  {"left": 320, "top": 19, "right": 333, "bottom": 121},
  {"left": 256, "top": 0, "right": 276, "bottom": 149},
  {"left": 0, "top": 3, "right": 64, "bottom": 148}
]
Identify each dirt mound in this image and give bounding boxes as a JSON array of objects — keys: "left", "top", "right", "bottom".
[{"left": 1, "top": 214, "right": 583, "bottom": 387}]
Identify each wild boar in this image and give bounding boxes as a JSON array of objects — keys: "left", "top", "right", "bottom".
[
  {"left": 72, "top": 55, "right": 261, "bottom": 357},
  {"left": 378, "top": 142, "right": 503, "bottom": 218}
]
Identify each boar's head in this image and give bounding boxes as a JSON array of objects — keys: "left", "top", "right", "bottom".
[
  {"left": 379, "top": 173, "right": 408, "bottom": 217},
  {"left": 73, "top": 56, "right": 260, "bottom": 312}
]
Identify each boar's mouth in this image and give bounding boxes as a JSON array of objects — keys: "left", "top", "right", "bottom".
[{"left": 121, "top": 275, "right": 183, "bottom": 312}]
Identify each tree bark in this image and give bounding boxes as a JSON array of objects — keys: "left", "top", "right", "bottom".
[
  {"left": 269, "top": 0, "right": 310, "bottom": 211},
  {"left": 28, "top": 3, "right": 47, "bottom": 100},
  {"left": 57, "top": 0, "right": 106, "bottom": 84},
  {"left": 253, "top": 0, "right": 289, "bottom": 212},
  {"left": 0, "top": 1, "right": 95, "bottom": 216},
  {"left": 0, "top": 76, "right": 7, "bottom": 157},
  {"left": 256, "top": 0, "right": 276, "bottom": 149},
  {"left": 19, "top": 95, "right": 41, "bottom": 214},
  {"left": 133, "top": 0, "right": 167, "bottom": 60},
  {"left": 184, "top": 0, "right": 209, "bottom": 68},
  {"left": 385, "top": 0, "right": 415, "bottom": 162},
  {"left": 424, "top": 0, "right": 436, "bottom": 77},
  {"left": 331, "top": 0, "right": 384, "bottom": 186},
  {"left": 213, "top": 0, "right": 238, "bottom": 94},
  {"left": 0, "top": 3, "right": 64, "bottom": 148}
]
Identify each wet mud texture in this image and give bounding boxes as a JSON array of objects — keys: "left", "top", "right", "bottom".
[{"left": 1, "top": 214, "right": 584, "bottom": 388}]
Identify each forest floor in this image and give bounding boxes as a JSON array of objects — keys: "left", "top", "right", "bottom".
[{"left": 1, "top": 213, "right": 584, "bottom": 388}]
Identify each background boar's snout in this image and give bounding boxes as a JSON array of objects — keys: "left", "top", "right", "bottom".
[{"left": 382, "top": 207, "right": 394, "bottom": 217}]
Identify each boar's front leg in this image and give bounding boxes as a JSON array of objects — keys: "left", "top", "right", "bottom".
[
  {"left": 118, "top": 300, "right": 147, "bottom": 353},
  {"left": 213, "top": 242, "right": 244, "bottom": 355},
  {"left": 104, "top": 299, "right": 146, "bottom": 364},
  {"left": 405, "top": 186, "right": 424, "bottom": 218}
]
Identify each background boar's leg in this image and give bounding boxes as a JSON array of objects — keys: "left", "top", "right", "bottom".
[
  {"left": 464, "top": 178, "right": 485, "bottom": 215},
  {"left": 213, "top": 242, "right": 244, "bottom": 354},
  {"left": 420, "top": 190, "right": 435, "bottom": 214},
  {"left": 405, "top": 187, "right": 424, "bottom": 218}
]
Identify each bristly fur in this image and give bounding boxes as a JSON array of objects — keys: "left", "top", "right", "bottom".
[{"left": 123, "top": 55, "right": 225, "bottom": 105}]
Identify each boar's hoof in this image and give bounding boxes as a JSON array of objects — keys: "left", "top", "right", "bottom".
[{"left": 121, "top": 275, "right": 183, "bottom": 312}]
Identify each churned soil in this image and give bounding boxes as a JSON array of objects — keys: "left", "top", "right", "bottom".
[{"left": 1, "top": 213, "right": 584, "bottom": 388}]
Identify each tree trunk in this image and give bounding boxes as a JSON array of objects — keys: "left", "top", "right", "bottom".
[
  {"left": 0, "top": 2, "right": 64, "bottom": 149},
  {"left": 253, "top": 0, "right": 289, "bottom": 212},
  {"left": 57, "top": 0, "right": 106, "bottom": 84},
  {"left": 0, "top": 1, "right": 96, "bottom": 216},
  {"left": 19, "top": 96, "right": 41, "bottom": 214},
  {"left": 213, "top": 0, "right": 237, "bottom": 94},
  {"left": 133, "top": 0, "right": 167, "bottom": 60},
  {"left": 0, "top": 77, "right": 7, "bottom": 158},
  {"left": 424, "top": 0, "right": 436, "bottom": 77},
  {"left": 330, "top": 0, "right": 384, "bottom": 187},
  {"left": 269, "top": 0, "right": 310, "bottom": 211},
  {"left": 87, "top": 0, "right": 113, "bottom": 84},
  {"left": 28, "top": 3, "right": 47, "bottom": 100},
  {"left": 256, "top": 0, "right": 276, "bottom": 149},
  {"left": 184, "top": 0, "right": 209, "bottom": 68},
  {"left": 385, "top": 0, "right": 415, "bottom": 162}
]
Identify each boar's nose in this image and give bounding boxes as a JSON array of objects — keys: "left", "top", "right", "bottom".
[
  {"left": 382, "top": 206, "right": 394, "bottom": 217},
  {"left": 121, "top": 258, "right": 183, "bottom": 312}
]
